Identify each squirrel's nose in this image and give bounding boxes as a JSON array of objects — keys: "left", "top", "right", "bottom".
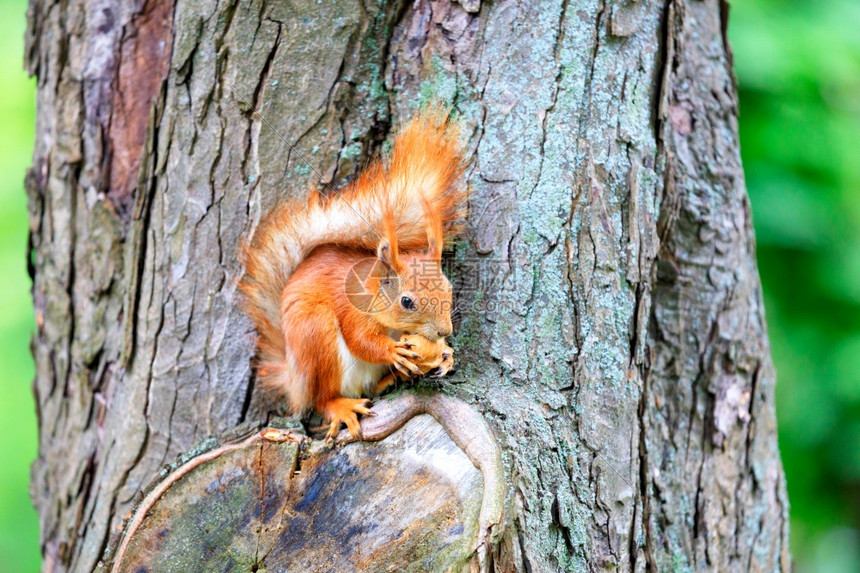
[{"left": 438, "top": 327, "right": 452, "bottom": 338}]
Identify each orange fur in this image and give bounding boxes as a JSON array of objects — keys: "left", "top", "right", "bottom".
[{"left": 238, "top": 109, "right": 468, "bottom": 438}]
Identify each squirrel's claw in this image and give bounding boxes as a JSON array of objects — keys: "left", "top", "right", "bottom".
[
  {"left": 393, "top": 354, "right": 422, "bottom": 376},
  {"left": 434, "top": 350, "right": 454, "bottom": 377},
  {"left": 395, "top": 346, "right": 422, "bottom": 361},
  {"left": 392, "top": 362, "right": 412, "bottom": 378}
]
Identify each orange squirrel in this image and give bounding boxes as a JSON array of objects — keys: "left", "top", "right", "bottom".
[{"left": 239, "top": 111, "right": 467, "bottom": 439}]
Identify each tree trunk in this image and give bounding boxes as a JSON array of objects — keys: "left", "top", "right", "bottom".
[{"left": 26, "top": 0, "right": 791, "bottom": 571}]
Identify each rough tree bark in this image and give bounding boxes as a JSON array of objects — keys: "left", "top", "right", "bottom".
[{"left": 26, "top": 0, "right": 791, "bottom": 571}]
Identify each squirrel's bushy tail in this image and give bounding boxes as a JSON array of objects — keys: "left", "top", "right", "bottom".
[{"left": 239, "top": 109, "right": 467, "bottom": 390}]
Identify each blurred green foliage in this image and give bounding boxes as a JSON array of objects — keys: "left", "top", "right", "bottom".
[
  {"left": 0, "top": 0, "right": 40, "bottom": 571},
  {"left": 0, "top": 0, "right": 856, "bottom": 571},
  {"left": 731, "top": 0, "right": 860, "bottom": 570}
]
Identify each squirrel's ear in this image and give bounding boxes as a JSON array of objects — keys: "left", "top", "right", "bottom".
[
  {"left": 377, "top": 238, "right": 403, "bottom": 274},
  {"left": 426, "top": 236, "right": 440, "bottom": 259},
  {"left": 421, "top": 196, "right": 444, "bottom": 261}
]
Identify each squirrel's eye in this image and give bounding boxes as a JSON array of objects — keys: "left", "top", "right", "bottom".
[{"left": 400, "top": 296, "right": 417, "bottom": 311}]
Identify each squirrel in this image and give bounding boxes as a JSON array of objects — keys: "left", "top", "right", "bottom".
[{"left": 239, "top": 110, "right": 467, "bottom": 440}]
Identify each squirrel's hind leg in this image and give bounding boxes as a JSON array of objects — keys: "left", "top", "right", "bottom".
[
  {"left": 282, "top": 299, "right": 374, "bottom": 440},
  {"left": 373, "top": 373, "right": 399, "bottom": 395}
]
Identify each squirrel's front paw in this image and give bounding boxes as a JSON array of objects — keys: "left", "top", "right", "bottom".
[
  {"left": 429, "top": 343, "right": 454, "bottom": 377},
  {"left": 323, "top": 397, "right": 374, "bottom": 441},
  {"left": 398, "top": 334, "right": 454, "bottom": 377},
  {"left": 390, "top": 341, "right": 424, "bottom": 378}
]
